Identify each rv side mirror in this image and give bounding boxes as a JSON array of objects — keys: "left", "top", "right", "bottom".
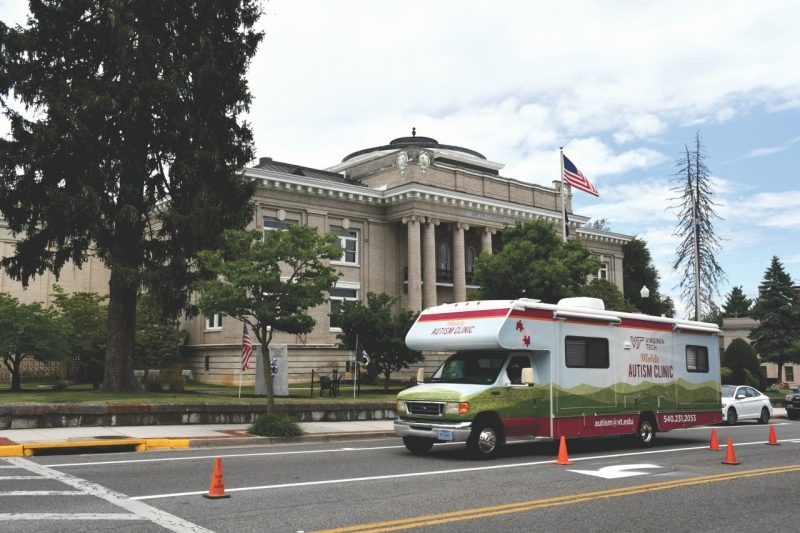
[
  {"left": 416, "top": 367, "right": 425, "bottom": 384},
  {"left": 520, "top": 367, "right": 534, "bottom": 386}
]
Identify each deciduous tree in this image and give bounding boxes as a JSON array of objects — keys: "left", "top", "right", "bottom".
[
  {"left": 622, "top": 237, "right": 674, "bottom": 317},
  {"left": 197, "top": 227, "right": 342, "bottom": 415},
  {"left": 51, "top": 285, "right": 107, "bottom": 389},
  {"left": 474, "top": 220, "right": 600, "bottom": 304},
  {"left": 0, "top": 2, "right": 263, "bottom": 391},
  {"left": 335, "top": 292, "right": 422, "bottom": 390},
  {"left": 0, "top": 293, "right": 69, "bottom": 391}
]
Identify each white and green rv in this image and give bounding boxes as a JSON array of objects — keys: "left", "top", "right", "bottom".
[{"left": 395, "top": 297, "right": 722, "bottom": 458}]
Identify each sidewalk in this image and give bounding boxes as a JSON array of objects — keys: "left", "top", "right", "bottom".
[{"left": 0, "top": 420, "right": 397, "bottom": 456}]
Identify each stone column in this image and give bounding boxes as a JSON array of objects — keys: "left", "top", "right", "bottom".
[
  {"left": 452, "top": 223, "right": 469, "bottom": 303},
  {"left": 481, "top": 227, "right": 495, "bottom": 254},
  {"left": 422, "top": 217, "right": 439, "bottom": 309},
  {"left": 403, "top": 216, "right": 422, "bottom": 312}
]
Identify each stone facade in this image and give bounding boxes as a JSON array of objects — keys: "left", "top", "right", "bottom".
[{"left": 1, "top": 134, "right": 632, "bottom": 386}]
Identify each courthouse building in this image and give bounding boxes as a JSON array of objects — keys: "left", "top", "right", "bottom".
[
  {"left": 181, "top": 133, "right": 632, "bottom": 384},
  {"left": 1, "top": 133, "right": 633, "bottom": 385}
]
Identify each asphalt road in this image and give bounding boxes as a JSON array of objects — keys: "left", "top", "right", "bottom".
[{"left": 2, "top": 420, "right": 800, "bottom": 532}]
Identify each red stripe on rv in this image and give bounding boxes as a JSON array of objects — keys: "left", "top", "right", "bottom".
[
  {"left": 508, "top": 308, "right": 553, "bottom": 321},
  {"left": 619, "top": 318, "right": 674, "bottom": 332},
  {"left": 417, "top": 308, "right": 510, "bottom": 322}
]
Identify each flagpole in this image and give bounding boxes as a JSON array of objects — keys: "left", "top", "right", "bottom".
[
  {"left": 238, "top": 365, "right": 242, "bottom": 399},
  {"left": 559, "top": 146, "right": 568, "bottom": 243},
  {"left": 354, "top": 334, "right": 358, "bottom": 399}
]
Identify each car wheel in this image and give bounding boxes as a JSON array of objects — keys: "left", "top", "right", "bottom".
[
  {"left": 637, "top": 417, "right": 656, "bottom": 446},
  {"left": 467, "top": 420, "right": 502, "bottom": 459},
  {"left": 402, "top": 436, "right": 434, "bottom": 455},
  {"left": 727, "top": 407, "right": 738, "bottom": 426},
  {"left": 759, "top": 407, "right": 770, "bottom": 424}
]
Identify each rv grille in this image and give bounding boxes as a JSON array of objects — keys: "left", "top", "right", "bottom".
[{"left": 406, "top": 401, "right": 445, "bottom": 416}]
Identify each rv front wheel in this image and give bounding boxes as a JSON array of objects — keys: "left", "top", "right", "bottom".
[
  {"left": 467, "top": 421, "right": 502, "bottom": 458},
  {"left": 403, "top": 436, "right": 434, "bottom": 455},
  {"left": 637, "top": 418, "right": 656, "bottom": 445}
]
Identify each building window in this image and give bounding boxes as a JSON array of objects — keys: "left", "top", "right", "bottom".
[
  {"left": 331, "top": 226, "right": 358, "bottom": 264},
  {"left": 565, "top": 336, "right": 609, "bottom": 368},
  {"left": 597, "top": 262, "right": 609, "bottom": 280},
  {"left": 438, "top": 242, "right": 452, "bottom": 283},
  {"left": 466, "top": 246, "right": 477, "bottom": 284},
  {"left": 686, "top": 345, "right": 709, "bottom": 373},
  {"left": 263, "top": 216, "right": 297, "bottom": 239},
  {"left": 786, "top": 366, "right": 795, "bottom": 382},
  {"left": 329, "top": 285, "right": 359, "bottom": 329},
  {"left": 205, "top": 313, "right": 223, "bottom": 330}
]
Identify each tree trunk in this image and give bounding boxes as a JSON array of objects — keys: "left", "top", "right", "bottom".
[
  {"left": 10, "top": 354, "right": 22, "bottom": 392},
  {"left": 383, "top": 371, "right": 392, "bottom": 391},
  {"left": 103, "top": 268, "right": 138, "bottom": 392},
  {"left": 264, "top": 349, "right": 276, "bottom": 416}
]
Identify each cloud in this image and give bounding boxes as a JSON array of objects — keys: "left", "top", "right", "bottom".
[{"left": 746, "top": 146, "right": 787, "bottom": 158}]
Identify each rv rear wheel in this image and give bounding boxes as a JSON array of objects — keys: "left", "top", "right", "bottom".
[
  {"left": 403, "top": 437, "right": 434, "bottom": 455},
  {"left": 637, "top": 418, "right": 656, "bottom": 446},
  {"left": 467, "top": 421, "right": 502, "bottom": 459}
]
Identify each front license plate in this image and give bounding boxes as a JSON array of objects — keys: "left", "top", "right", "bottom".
[{"left": 437, "top": 430, "right": 454, "bottom": 441}]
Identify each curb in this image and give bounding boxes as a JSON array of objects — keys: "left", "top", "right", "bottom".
[
  {"left": 0, "top": 438, "right": 190, "bottom": 457},
  {"left": 0, "top": 432, "right": 397, "bottom": 457},
  {"left": 188, "top": 431, "right": 397, "bottom": 448}
]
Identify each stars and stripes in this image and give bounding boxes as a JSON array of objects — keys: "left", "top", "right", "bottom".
[
  {"left": 241, "top": 323, "right": 253, "bottom": 372},
  {"left": 562, "top": 154, "right": 598, "bottom": 197}
]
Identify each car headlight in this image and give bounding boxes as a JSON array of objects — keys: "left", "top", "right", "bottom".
[
  {"left": 396, "top": 400, "right": 406, "bottom": 414},
  {"left": 445, "top": 402, "right": 470, "bottom": 415}
]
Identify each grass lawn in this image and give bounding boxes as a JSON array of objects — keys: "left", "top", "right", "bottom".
[{"left": 0, "top": 380, "right": 406, "bottom": 404}]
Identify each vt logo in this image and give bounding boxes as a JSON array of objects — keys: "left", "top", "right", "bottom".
[{"left": 630, "top": 336, "right": 645, "bottom": 349}]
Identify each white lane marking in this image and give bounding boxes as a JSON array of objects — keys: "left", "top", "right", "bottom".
[
  {"left": 568, "top": 464, "right": 662, "bottom": 479},
  {"left": 0, "top": 476, "right": 43, "bottom": 480},
  {"left": 46, "top": 444, "right": 406, "bottom": 468},
  {"left": 677, "top": 422, "right": 791, "bottom": 431},
  {"left": 0, "top": 491, "right": 85, "bottom": 496},
  {"left": 131, "top": 437, "right": 799, "bottom": 501},
  {"left": 0, "top": 513, "right": 144, "bottom": 521},
  {"left": 4, "top": 458, "right": 213, "bottom": 533}
]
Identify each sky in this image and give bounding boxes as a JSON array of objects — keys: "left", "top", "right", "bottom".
[{"left": 2, "top": 1, "right": 799, "bottom": 317}]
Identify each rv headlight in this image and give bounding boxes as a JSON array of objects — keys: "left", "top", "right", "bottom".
[
  {"left": 446, "top": 402, "right": 470, "bottom": 415},
  {"left": 396, "top": 400, "right": 406, "bottom": 414}
]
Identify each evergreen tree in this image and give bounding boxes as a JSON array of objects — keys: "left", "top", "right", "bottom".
[
  {"left": 0, "top": 3, "right": 263, "bottom": 391},
  {"left": 622, "top": 237, "right": 673, "bottom": 317},
  {"left": 721, "top": 286, "right": 753, "bottom": 318},
  {"left": 671, "top": 132, "right": 726, "bottom": 320},
  {"left": 750, "top": 256, "right": 800, "bottom": 383},
  {"left": 722, "top": 338, "right": 765, "bottom": 389}
]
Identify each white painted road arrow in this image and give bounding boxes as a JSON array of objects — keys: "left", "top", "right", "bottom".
[{"left": 568, "top": 464, "right": 662, "bottom": 479}]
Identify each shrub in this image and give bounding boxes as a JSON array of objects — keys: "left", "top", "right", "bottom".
[
  {"left": 145, "top": 373, "right": 163, "bottom": 392},
  {"left": 51, "top": 381, "right": 68, "bottom": 391},
  {"left": 248, "top": 414, "right": 303, "bottom": 437}
]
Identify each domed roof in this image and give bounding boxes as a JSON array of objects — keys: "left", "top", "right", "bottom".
[{"left": 342, "top": 133, "right": 486, "bottom": 162}]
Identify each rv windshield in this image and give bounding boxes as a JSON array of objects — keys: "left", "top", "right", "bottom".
[{"left": 430, "top": 351, "right": 507, "bottom": 385}]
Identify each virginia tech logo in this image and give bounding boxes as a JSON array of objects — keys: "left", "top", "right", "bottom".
[{"left": 630, "top": 336, "right": 645, "bottom": 349}]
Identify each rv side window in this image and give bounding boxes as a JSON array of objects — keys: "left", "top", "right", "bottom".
[
  {"left": 565, "top": 336, "right": 609, "bottom": 369},
  {"left": 686, "top": 345, "right": 709, "bottom": 373}
]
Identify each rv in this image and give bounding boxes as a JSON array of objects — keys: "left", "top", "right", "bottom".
[{"left": 395, "top": 297, "right": 722, "bottom": 458}]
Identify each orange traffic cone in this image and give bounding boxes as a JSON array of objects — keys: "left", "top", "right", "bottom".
[
  {"left": 203, "top": 457, "right": 231, "bottom": 499},
  {"left": 553, "top": 435, "right": 573, "bottom": 465},
  {"left": 722, "top": 436, "right": 740, "bottom": 465},
  {"left": 709, "top": 428, "right": 720, "bottom": 451},
  {"left": 766, "top": 425, "right": 780, "bottom": 446}
]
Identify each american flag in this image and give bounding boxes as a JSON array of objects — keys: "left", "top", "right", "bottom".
[
  {"left": 562, "top": 154, "right": 598, "bottom": 197},
  {"left": 241, "top": 323, "right": 253, "bottom": 372}
]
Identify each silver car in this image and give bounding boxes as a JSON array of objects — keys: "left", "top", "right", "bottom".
[{"left": 721, "top": 384, "right": 773, "bottom": 425}]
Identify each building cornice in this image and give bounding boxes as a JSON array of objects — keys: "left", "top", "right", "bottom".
[{"left": 245, "top": 167, "right": 630, "bottom": 244}]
